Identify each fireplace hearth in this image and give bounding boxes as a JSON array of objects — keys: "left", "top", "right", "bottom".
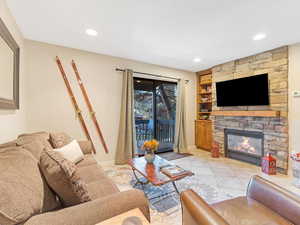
[{"left": 224, "top": 129, "right": 264, "bottom": 166}]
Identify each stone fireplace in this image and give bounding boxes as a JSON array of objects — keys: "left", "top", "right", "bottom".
[
  {"left": 225, "top": 129, "right": 264, "bottom": 166},
  {"left": 211, "top": 46, "right": 289, "bottom": 174}
]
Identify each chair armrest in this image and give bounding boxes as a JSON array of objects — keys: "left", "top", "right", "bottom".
[
  {"left": 180, "top": 190, "right": 229, "bottom": 225},
  {"left": 247, "top": 175, "right": 300, "bottom": 224},
  {"left": 24, "top": 189, "right": 150, "bottom": 225},
  {"left": 78, "top": 140, "right": 93, "bottom": 154}
]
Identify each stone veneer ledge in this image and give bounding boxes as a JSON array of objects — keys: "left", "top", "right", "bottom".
[{"left": 211, "top": 46, "right": 289, "bottom": 174}]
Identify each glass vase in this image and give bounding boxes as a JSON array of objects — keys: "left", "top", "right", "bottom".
[{"left": 144, "top": 149, "right": 155, "bottom": 164}]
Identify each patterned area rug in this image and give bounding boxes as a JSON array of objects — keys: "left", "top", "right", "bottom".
[
  {"left": 128, "top": 157, "right": 235, "bottom": 213},
  {"left": 103, "top": 156, "right": 245, "bottom": 225},
  {"left": 103, "top": 150, "right": 297, "bottom": 225}
]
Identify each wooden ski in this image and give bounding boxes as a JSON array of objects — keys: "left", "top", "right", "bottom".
[
  {"left": 55, "top": 56, "right": 96, "bottom": 154},
  {"left": 71, "top": 60, "right": 109, "bottom": 154}
]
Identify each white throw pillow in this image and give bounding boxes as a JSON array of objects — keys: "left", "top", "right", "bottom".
[{"left": 53, "top": 140, "right": 84, "bottom": 164}]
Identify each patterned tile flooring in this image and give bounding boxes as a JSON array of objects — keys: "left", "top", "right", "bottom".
[{"left": 102, "top": 149, "right": 300, "bottom": 225}]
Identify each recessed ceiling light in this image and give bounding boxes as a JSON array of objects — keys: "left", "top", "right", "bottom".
[
  {"left": 253, "top": 33, "right": 266, "bottom": 41},
  {"left": 85, "top": 29, "right": 98, "bottom": 36},
  {"left": 193, "top": 58, "right": 202, "bottom": 63}
]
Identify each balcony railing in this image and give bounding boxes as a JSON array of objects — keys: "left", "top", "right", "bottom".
[{"left": 135, "top": 119, "right": 175, "bottom": 154}]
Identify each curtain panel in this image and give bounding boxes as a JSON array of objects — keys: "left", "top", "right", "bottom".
[
  {"left": 174, "top": 79, "right": 188, "bottom": 153},
  {"left": 115, "top": 69, "right": 136, "bottom": 164}
]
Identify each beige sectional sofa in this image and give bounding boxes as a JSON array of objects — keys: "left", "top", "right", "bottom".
[{"left": 0, "top": 132, "right": 150, "bottom": 225}]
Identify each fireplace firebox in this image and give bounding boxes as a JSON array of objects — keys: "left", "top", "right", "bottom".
[{"left": 224, "top": 129, "right": 264, "bottom": 166}]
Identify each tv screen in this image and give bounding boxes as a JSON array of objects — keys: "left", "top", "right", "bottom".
[{"left": 216, "top": 74, "right": 269, "bottom": 107}]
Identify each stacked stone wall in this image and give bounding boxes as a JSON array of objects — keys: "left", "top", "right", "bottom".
[{"left": 211, "top": 46, "right": 289, "bottom": 173}]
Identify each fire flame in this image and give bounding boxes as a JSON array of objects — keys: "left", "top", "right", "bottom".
[{"left": 235, "top": 137, "right": 257, "bottom": 154}]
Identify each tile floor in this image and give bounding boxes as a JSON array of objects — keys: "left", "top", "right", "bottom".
[{"left": 102, "top": 149, "right": 300, "bottom": 225}]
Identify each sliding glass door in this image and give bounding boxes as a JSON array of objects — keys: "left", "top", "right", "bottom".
[
  {"left": 154, "top": 81, "right": 177, "bottom": 153},
  {"left": 134, "top": 78, "right": 177, "bottom": 154},
  {"left": 134, "top": 79, "right": 154, "bottom": 154}
]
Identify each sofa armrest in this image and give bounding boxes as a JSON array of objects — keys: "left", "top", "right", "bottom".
[
  {"left": 24, "top": 189, "right": 150, "bottom": 225},
  {"left": 180, "top": 190, "right": 229, "bottom": 225},
  {"left": 247, "top": 175, "right": 300, "bottom": 225},
  {"left": 78, "top": 140, "right": 93, "bottom": 154}
]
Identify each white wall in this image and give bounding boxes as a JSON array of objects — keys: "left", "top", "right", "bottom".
[
  {"left": 0, "top": 0, "right": 27, "bottom": 142},
  {"left": 25, "top": 40, "right": 196, "bottom": 161},
  {"left": 289, "top": 44, "right": 300, "bottom": 155}
]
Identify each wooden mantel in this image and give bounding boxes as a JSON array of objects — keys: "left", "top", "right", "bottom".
[{"left": 211, "top": 110, "right": 280, "bottom": 117}]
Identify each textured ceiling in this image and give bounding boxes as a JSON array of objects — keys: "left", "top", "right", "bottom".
[{"left": 7, "top": 0, "right": 300, "bottom": 71}]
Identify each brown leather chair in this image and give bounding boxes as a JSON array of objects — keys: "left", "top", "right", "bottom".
[{"left": 180, "top": 175, "right": 300, "bottom": 225}]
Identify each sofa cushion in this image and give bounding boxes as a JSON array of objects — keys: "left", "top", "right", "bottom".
[
  {"left": 50, "top": 132, "right": 73, "bottom": 148},
  {"left": 78, "top": 140, "right": 93, "bottom": 154},
  {"left": 0, "top": 140, "right": 17, "bottom": 149},
  {"left": 87, "top": 179, "right": 119, "bottom": 200},
  {"left": 18, "top": 131, "right": 50, "bottom": 141},
  {"left": 40, "top": 150, "right": 91, "bottom": 207},
  {"left": 77, "top": 165, "right": 107, "bottom": 184},
  {"left": 76, "top": 154, "right": 98, "bottom": 168},
  {"left": 0, "top": 147, "right": 60, "bottom": 225},
  {"left": 17, "top": 132, "right": 53, "bottom": 150},
  {"left": 212, "top": 196, "right": 293, "bottom": 225},
  {"left": 21, "top": 140, "right": 46, "bottom": 160}
]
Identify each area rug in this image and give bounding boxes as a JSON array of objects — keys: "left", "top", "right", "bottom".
[
  {"left": 128, "top": 156, "right": 240, "bottom": 213},
  {"left": 103, "top": 151, "right": 297, "bottom": 225},
  {"left": 103, "top": 155, "right": 254, "bottom": 225}
]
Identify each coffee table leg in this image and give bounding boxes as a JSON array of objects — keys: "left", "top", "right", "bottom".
[
  {"left": 172, "top": 181, "right": 180, "bottom": 194},
  {"left": 132, "top": 168, "right": 149, "bottom": 189}
]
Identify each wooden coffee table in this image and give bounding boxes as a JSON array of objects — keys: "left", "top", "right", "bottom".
[{"left": 128, "top": 155, "right": 193, "bottom": 199}]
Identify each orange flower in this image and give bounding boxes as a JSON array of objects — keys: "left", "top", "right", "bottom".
[{"left": 142, "top": 139, "right": 159, "bottom": 152}]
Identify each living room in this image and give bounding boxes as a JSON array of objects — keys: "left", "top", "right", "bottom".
[{"left": 0, "top": 0, "right": 300, "bottom": 225}]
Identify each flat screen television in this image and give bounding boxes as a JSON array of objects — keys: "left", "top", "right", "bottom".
[{"left": 216, "top": 74, "right": 269, "bottom": 107}]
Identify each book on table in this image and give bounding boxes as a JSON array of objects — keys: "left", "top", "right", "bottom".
[{"left": 160, "top": 165, "right": 187, "bottom": 178}]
